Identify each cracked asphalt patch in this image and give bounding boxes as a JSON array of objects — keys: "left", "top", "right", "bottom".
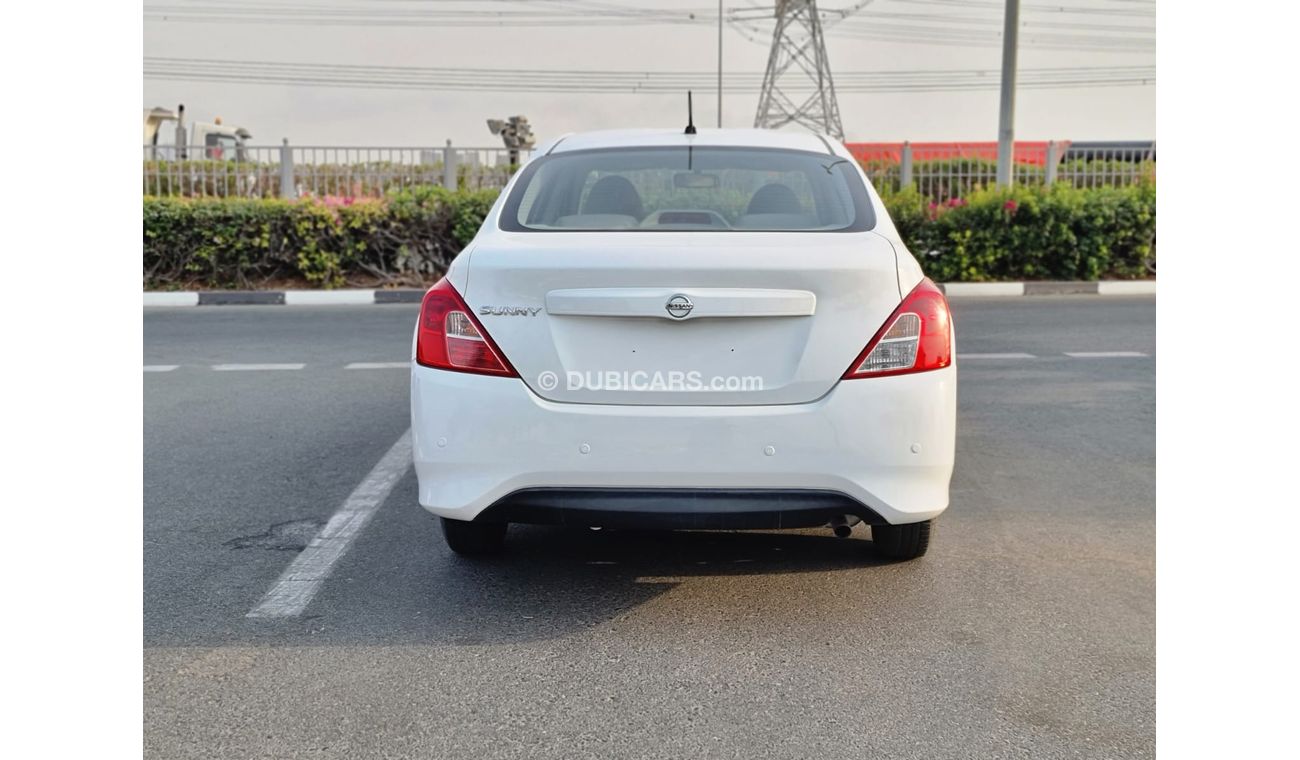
[{"left": 225, "top": 519, "right": 326, "bottom": 552}]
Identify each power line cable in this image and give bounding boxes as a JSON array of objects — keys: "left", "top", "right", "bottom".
[{"left": 144, "top": 57, "right": 1155, "bottom": 92}]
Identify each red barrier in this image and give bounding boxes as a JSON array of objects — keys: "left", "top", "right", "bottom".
[{"left": 845, "top": 141, "right": 1068, "bottom": 166}]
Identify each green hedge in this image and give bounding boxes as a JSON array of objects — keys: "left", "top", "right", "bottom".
[
  {"left": 879, "top": 181, "right": 1155, "bottom": 281},
  {"left": 144, "top": 187, "right": 497, "bottom": 289},
  {"left": 143, "top": 182, "right": 1154, "bottom": 289}
]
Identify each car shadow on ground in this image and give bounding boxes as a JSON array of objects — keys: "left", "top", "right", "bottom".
[
  {"left": 490, "top": 522, "right": 893, "bottom": 570},
  {"left": 295, "top": 519, "right": 928, "bottom": 647}
]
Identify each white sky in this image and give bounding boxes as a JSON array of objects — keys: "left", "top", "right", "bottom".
[{"left": 142, "top": 0, "right": 1155, "bottom": 147}]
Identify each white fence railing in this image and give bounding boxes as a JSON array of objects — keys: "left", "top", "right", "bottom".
[
  {"left": 849, "top": 140, "right": 1155, "bottom": 202},
  {"left": 143, "top": 140, "right": 1154, "bottom": 202},
  {"left": 143, "top": 142, "right": 532, "bottom": 198}
]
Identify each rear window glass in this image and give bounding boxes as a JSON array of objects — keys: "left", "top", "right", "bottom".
[{"left": 501, "top": 146, "right": 875, "bottom": 232}]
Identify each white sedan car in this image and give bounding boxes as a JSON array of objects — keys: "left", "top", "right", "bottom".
[{"left": 411, "top": 129, "right": 955, "bottom": 560}]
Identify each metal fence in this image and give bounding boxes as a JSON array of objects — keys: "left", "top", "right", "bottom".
[
  {"left": 142, "top": 142, "right": 532, "bottom": 198},
  {"left": 850, "top": 140, "right": 1156, "bottom": 202},
  {"left": 144, "top": 139, "right": 1154, "bottom": 202}
]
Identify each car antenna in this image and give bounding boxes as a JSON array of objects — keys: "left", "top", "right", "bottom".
[{"left": 684, "top": 91, "right": 697, "bottom": 135}]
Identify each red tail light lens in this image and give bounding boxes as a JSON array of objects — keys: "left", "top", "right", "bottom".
[
  {"left": 416, "top": 279, "right": 518, "bottom": 377},
  {"left": 843, "top": 277, "right": 952, "bottom": 379}
]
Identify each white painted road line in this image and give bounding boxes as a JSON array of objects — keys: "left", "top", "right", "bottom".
[
  {"left": 143, "top": 365, "right": 179, "bottom": 372},
  {"left": 958, "top": 353, "right": 1037, "bottom": 360},
  {"left": 1065, "top": 351, "right": 1149, "bottom": 358},
  {"left": 212, "top": 363, "right": 306, "bottom": 371},
  {"left": 345, "top": 362, "right": 409, "bottom": 370},
  {"left": 247, "top": 429, "right": 413, "bottom": 618}
]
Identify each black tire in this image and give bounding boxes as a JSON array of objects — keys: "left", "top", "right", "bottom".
[
  {"left": 440, "top": 518, "right": 507, "bottom": 555},
  {"left": 871, "top": 520, "right": 932, "bottom": 560}
]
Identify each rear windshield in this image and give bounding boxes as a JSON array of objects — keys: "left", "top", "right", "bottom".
[{"left": 499, "top": 146, "right": 875, "bottom": 232}]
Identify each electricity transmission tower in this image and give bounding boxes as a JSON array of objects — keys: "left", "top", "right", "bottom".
[{"left": 753, "top": 0, "right": 844, "bottom": 140}]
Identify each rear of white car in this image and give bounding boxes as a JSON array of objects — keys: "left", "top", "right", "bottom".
[{"left": 410, "top": 129, "right": 955, "bottom": 560}]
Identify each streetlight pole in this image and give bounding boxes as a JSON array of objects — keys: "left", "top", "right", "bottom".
[
  {"left": 717, "top": 0, "right": 723, "bottom": 128},
  {"left": 996, "top": 0, "right": 1020, "bottom": 187}
]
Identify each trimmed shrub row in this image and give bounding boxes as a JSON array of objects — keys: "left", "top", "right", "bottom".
[
  {"left": 879, "top": 181, "right": 1155, "bottom": 282},
  {"left": 143, "top": 182, "right": 1154, "bottom": 290},
  {"left": 144, "top": 187, "right": 497, "bottom": 289}
]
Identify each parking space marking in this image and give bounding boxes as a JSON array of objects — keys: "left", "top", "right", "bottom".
[
  {"left": 212, "top": 363, "right": 306, "bottom": 371},
  {"left": 247, "top": 429, "right": 413, "bottom": 618},
  {"left": 957, "top": 353, "right": 1036, "bottom": 360},
  {"left": 143, "top": 365, "right": 179, "bottom": 372},
  {"left": 345, "top": 362, "right": 409, "bottom": 370},
  {"left": 1064, "top": 351, "right": 1149, "bottom": 358}
]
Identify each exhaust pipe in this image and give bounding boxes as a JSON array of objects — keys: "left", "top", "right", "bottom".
[{"left": 829, "top": 516, "right": 853, "bottom": 538}]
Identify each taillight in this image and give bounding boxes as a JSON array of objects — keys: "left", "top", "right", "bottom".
[
  {"left": 416, "top": 279, "right": 518, "bottom": 377},
  {"left": 843, "top": 278, "right": 952, "bottom": 379}
]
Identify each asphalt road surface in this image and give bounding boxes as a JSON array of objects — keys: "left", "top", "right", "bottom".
[{"left": 144, "top": 295, "right": 1155, "bottom": 759}]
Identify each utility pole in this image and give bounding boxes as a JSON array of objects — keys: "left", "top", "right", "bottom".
[
  {"left": 996, "top": 0, "right": 1020, "bottom": 186},
  {"left": 754, "top": 0, "right": 844, "bottom": 140},
  {"left": 717, "top": 0, "right": 723, "bottom": 127}
]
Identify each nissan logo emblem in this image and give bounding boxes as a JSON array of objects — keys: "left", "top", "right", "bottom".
[{"left": 665, "top": 295, "right": 694, "bottom": 319}]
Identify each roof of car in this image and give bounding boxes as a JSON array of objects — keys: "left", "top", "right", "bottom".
[{"left": 546, "top": 128, "right": 836, "bottom": 155}]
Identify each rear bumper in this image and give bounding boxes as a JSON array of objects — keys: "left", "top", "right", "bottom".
[
  {"left": 410, "top": 363, "right": 956, "bottom": 526},
  {"left": 478, "top": 487, "right": 889, "bottom": 529}
]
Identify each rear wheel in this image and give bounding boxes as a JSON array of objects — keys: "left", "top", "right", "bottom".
[
  {"left": 871, "top": 520, "right": 932, "bottom": 560},
  {"left": 440, "top": 518, "right": 507, "bottom": 555}
]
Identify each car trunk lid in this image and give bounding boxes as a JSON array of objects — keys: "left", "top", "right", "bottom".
[{"left": 463, "top": 231, "right": 901, "bottom": 405}]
